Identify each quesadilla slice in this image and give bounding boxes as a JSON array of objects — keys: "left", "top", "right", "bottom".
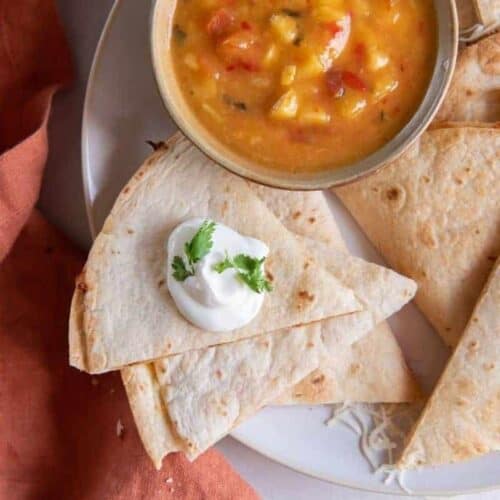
[
  {"left": 249, "top": 186, "right": 419, "bottom": 404},
  {"left": 475, "top": 0, "right": 500, "bottom": 25},
  {"left": 336, "top": 126, "right": 500, "bottom": 346},
  {"left": 436, "top": 33, "right": 500, "bottom": 123},
  {"left": 398, "top": 258, "right": 500, "bottom": 468},
  {"left": 121, "top": 188, "right": 417, "bottom": 468},
  {"left": 70, "top": 135, "right": 362, "bottom": 373},
  {"left": 122, "top": 323, "right": 323, "bottom": 469}
]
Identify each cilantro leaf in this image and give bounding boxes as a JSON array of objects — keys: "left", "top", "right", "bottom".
[
  {"left": 238, "top": 271, "right": 273, "bottom": 293},
  {"left": 213, "top": 252, "right": 233, "bottom": 273},
  {"left": 172, "top": 255, "right": 193, "bottom": 281},
  {"left": 185, "top": 220, "right": 216, "bottom": 265},
  {"left": 213, "top": 253, "right": 272, "bottom": 294}
]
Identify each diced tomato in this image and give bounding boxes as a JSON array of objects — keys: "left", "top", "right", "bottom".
[
  {"left": 240, "top": 21, "right": 251, "bottom": 30},
  {"left": 288, "top": 127, "right": 312, "bottom": 144},
  {"left": 354, "top": 43, "right": 366, "bottom": 63},
  {"left": 217, "top": 30, "right": 261, "bottom": 71},
  {"left": 206, "top": 8, "right": 234, "bottom": 37},
  {"left": 325, "top": 22, "right": 341, "bottom": 36},
  {"left": 239, "top": 61, "right": 259, "bottom": 72},
  {"left": 325, "top": 69, "right": 368, "bottom": 95},
  {"left": 342, "top": 71, "right": 368, "bottom": 91},
  {"left": 325, "top": 70, "right": 345, "bottom": 97}
]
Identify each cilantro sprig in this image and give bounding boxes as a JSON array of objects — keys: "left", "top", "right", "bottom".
[
  {"left": 171, "top": 220, "right": 216, "bottom": 281},
  {"left": 213, "top": 253, "right": 273, "bottom": 294}
]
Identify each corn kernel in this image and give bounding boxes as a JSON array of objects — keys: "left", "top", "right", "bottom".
[
  {"left": 184, "top": 53, "right": 199, "bottom": 71},
  {"left": 270, "top": 90, "right": 299, "bottom": 119},
  {"left": 281, "top": 65, "right": 297, "bottom": 86},
  {"left": 264, "top": 44, "right": 279, "bottom": 67},
  {"left": 270, "top": 14, "right": 298, "bottom": 44},
  {"left": 337, "top": 92, "right": 367, "bottom": 118},
  {"left": 372, "top": 75, "right": 399, "bottom": 101},
  {"left": 297, "top": 54, "right": 324, "bottom": 79},
  {"left": 298, "top": 108, "right": 331, "bottom": 125},
  {"left": 367, "top": 49, "right": 389, "bottom": 71}
]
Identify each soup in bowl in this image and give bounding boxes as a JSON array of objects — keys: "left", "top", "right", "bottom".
[{"left": 152, "top": 0, "right": 457, "bottom": 189}]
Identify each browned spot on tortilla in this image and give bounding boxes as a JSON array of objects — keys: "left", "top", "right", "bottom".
[
  {"left": 306, "top": 341, "right": 315, "bottom": 348},
  {"left": 77, "top": 281, "right": 88, "bottom": 293},
  {"left": 349, "top": 363, "right": 361, "bottom": 375},
  {"left": 127, "top": 228, "right": 134, "bottom": 234},
  {"left": 265, "top": 270, "right": 274, "bottom": 282},
  {"left": 308, "top": 217, "right": 316, "bottom": 224},
  {"left": 483, "top": 363, "right": 495, "bottom": 371},
  {"left": 422, "top": 175, "right": 431, "bottom": 183},
  {"left": 292, "top": 211, "right": 301, "bottom": 219},
  {"left": 386, "top": 187, "right": 400, "bottom": 200},
  {"left": 472, "top": 317, "right": 479, "bottom": 323},
  {"left": 123, "top": 187, "right": 130, "bottom": 194},
  {"left": 466, "top": 89, "right": 473, "bottom": 96},
  {"left": 445, "top": 327, "right": 452, "bottom": 331},
  {"left": 468, "top": 340, "right": 479, "bottom": 351},
  {"left": 158, "top": 279, "right": 165, "bottom": 287},
  {"left": 221, "top": 200, "right": 229, "bottom": 215},
  {"left": 475, "top": 229, "right": 481, "bottom": 235},
  {"left": 303, "top": 260, "right": 310, "bottom": 270},
  {"left": 298, "top": 290, "right": 315, "bottom": 302},
  {"left": 418, "top": 224, "right": 438, "bottom": 248},
  {"left": 312, "top": 374, "right": 325, "bottom": 385},
  {"left": 371, "top": 187, "right": 379, "bottom": 193},
  {"left": 215, "top": 369, "right": 222, "bottom": 379}
]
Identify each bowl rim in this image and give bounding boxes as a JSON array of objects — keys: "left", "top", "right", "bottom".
[{"left": 150, "top": 0, "right": 459, "bottom": 191}]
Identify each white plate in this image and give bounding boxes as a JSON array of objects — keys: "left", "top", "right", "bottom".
[{"left": 81, "top": 0, "right": 500, "bottom": 494}]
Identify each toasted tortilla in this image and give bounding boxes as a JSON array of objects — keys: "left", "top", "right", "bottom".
[
  {"left": 123, "top": 323, "right": 323, "bottom": 468},
  {"left": 336, "top": 126, "right": 500, "bottom": 346},
  {"left": 436, "top": 33, "right": 500, "bottom": 123},
  {"left": 121, "top": 187, "right": 418, "bottom": 468},
  {"left": 249, "top": 186, "right": 419, "bottom": 404},
  {"left": 398, "top": 258, "right": 500, "bottom": 468},
  {"left": 475, "top": 0, "right": 500, "bottom": 25},
  {"left": 70, "top": 135, "right": 362, "bottom": 373}
]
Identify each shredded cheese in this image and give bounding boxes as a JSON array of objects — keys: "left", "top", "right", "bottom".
[{"left": 326, "top": 402, "right": 422, "bottom": 493}]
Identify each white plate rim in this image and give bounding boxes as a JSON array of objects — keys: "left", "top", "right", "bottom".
[{"left": 80, "top": 1, "right": 500, "bottom": 495}]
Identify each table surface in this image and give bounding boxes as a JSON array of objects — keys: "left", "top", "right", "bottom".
[{"left": 39, "top": 1, "right": 500, "bottom": 498}]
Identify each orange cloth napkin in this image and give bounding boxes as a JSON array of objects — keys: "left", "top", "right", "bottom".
[{"left": 0, "top": 1, "right": 259, "bottom": 498}]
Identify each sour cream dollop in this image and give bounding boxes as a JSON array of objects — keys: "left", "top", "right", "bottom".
[{"left": 166, "top": 218, "right": 269, "bottom": 332}]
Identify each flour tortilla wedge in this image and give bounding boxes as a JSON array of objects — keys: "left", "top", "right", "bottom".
[
  {"left": 336, "top": 126, "right": 500, "bottom": 346},
  {"left": 122, "top": 323, "right": 323, "bottom": 469},
  {"left": 398, "top": 258, "right": 500, "bottom": 468},
  {"left": 69, "top": 135, "right": 362, "bottom": 373},
  {"left": 436, "top": 33, "right": 500, "bottom": 123},
  {"left": 121, "top": 188, "right": 417, "bottom": 468},
  {"left": 249, "top": 186, "right": 419, "bottom": 404},
  {"left": 475, "top": 0, "right": 500, "bottom": 25}
]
